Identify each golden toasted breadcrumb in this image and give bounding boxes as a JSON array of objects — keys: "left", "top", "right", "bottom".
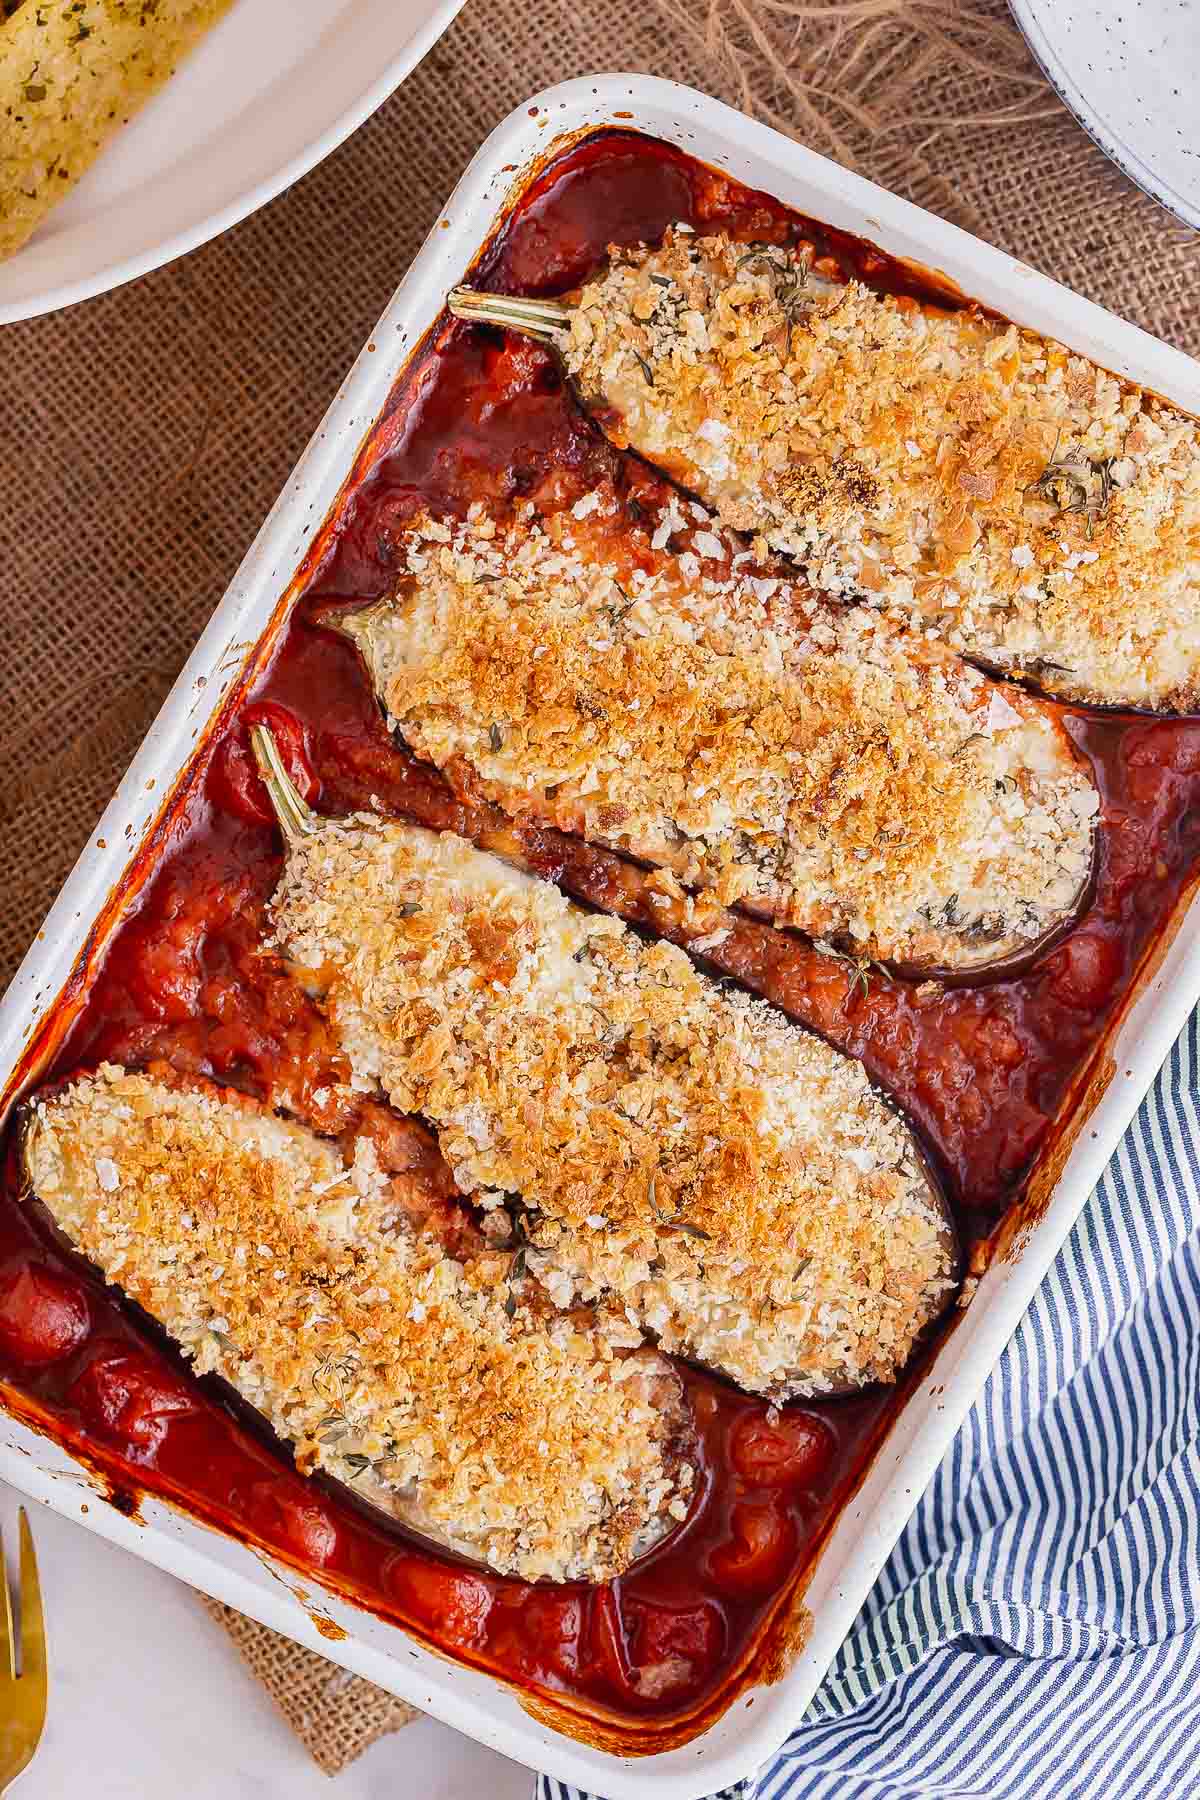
[
  {"left": 344, "top": 492, "right": 1096, "bottom": 971},
  {"left": 563, "top": 228, "right": 1200, "bottom": 711},
  {"left": 25, "top": 1065, "right": 693, "bottom": 1581},
  {"left": 266, "top": 813, "right": 959, "bottom": 1399}
]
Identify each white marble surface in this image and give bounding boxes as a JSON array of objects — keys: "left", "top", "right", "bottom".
[{"left": 0, "top": 1485, "right": 536, "bottom": 1798}]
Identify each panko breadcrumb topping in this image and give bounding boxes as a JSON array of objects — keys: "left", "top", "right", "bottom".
[
  {"left": 347, "top": 491, "right": 1096, "bottom": 970},
  {"left": 563, "top": 229, "right": 1200, "bottom": 711},
  {"left": 25, "top": 1065, "right": 693, "bottom": 1582},
  {"left": 267, "top": 815, "right": 959, "bottom": 1398}
]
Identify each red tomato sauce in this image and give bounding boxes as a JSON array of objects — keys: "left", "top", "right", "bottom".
[{"left": 2, "top": 131, "right": 1200, "bottom": 1739}]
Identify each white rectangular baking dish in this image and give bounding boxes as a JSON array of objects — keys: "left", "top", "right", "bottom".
[{"left": 2, "top": 73, "right": 1200, "bottom": 1800}]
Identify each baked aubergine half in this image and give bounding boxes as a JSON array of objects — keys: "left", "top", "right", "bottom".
[
  {"left": 247, "top": 725, "right": 960, "bottom": 1403},
  {"left": 330, "top": 488, "right": 1098, "bottom": 975},
  {"left": 23, "top": 1064, "right": 695, "bottom": 1582},
  {"left": 449, "top": 233, "right": 1200, "bottom": 712}
]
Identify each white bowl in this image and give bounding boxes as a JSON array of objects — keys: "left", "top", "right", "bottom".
[
  {"left": 0, "top": 0, "right": 464, "bottom": 325},
  {"left": 1010, "top": 0, "right": 1200, "bottom": 229}
]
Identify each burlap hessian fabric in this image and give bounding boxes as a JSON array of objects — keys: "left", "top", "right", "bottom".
[
  {"left": 199, "top": 1597, "right": 418, "bottom": 1773},
  {"left": 2, "top": 0, "right": 1198, "bottom": 1776}
]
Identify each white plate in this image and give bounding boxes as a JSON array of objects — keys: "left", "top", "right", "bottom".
[
  {"left": 1010, "top": 0, "right": 1200, "bottom": 228},
  {"left": 2, "top": 73, "right": 1200, "bottom": 1800},
  {"left": 0, "top": 0, "right": 464, "bottom": 325}
]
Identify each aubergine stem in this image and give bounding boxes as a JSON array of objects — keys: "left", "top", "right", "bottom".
[
  {"left": 447, "top": 287, "right": 571, "bottom": 346},
  {"left": 320, "top": 601, "right": 386, "bottom": 660},
  {"left": 250, "top": 725, "right": 315, "bottom": 845},
  {"left": 253, "top": 702, "right": 534, "bottom": 880}
]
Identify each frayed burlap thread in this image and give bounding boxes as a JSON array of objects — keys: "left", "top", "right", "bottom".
[{"left": 3, "top": 0, "right": 1198, "bottom": 1774}]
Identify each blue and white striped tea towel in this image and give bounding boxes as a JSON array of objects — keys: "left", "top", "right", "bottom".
[{"left": 540, "top": 1008, "right": 1200, "bottom": 1800}]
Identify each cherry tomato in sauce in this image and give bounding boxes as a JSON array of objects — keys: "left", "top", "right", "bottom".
[
  {"left": 729, "top": 1409, "right": 836, "bottom": 1491},
  {"left": 622, "top": 1595, "right": 725, "bottom": 1699},
  {"left": 211, "top": 701, "right": 318, "bottom": 827},
  {"left": 0, "top": 1259, "right": 90, "bottom": 1366},
  {"left": 387, "top": 1551, "right": 495, "bottom": 1649},
  {"left": 579, "top": 1586, "right": 634, "bottom": 1698},
  {"left": 489, "top": 143, "right": 697, "bottom": 295},
  {"left": 69, "top": 1344, "right": 196, "bottom": 1460},
  {"left": 1046, "top": 928, "right": 1125, "bottom": 1012},
  {"left": 242, "top": 1477, "right": 339, "bottom": 1567},
  {"left": 707, "top": 1498, "right": 799, "bottom": 1596},
  {"left": 487, "top": 1587, "right": 584, "bottom": 1686}
]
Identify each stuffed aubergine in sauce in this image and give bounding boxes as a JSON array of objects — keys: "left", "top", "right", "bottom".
[
  {"left": 249, "top": 727, "right": 959, "bottom": 1403},
  {"left": 24, "top": 1064, "right": 695, "bottom": 1582},
  {"left": 334, "top": 488, "right": 1097, "bottom": 974},
  {"left": 450, "top": 231, "right": 1200, "bottom": 712}
]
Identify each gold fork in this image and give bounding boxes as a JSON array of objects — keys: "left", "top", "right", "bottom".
[{"left": 0, "top": 1510, "right": 46, "bottom": 1792}]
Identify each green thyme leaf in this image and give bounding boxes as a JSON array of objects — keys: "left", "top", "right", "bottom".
[{"left": 954, "top": 732, "right": 989, "bottom": 759}]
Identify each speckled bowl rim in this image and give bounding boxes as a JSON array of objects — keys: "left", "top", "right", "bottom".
[{"left": 1009, "top": 0, "right": 1200, "bottom": 231}]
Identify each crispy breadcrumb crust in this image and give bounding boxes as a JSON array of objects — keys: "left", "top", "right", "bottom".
[
  {"left": 564, "top": 229, "right": 1200, "bottom": 711},
  {"left": 24, "top": 1065, "right": 693, "bottom": 1582},
  {"left": 348, "top": 492, "right": 1096, "bottom": 970},
  {"left": 267, "top": 816, "right": 958, "bottom": 1398}
]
